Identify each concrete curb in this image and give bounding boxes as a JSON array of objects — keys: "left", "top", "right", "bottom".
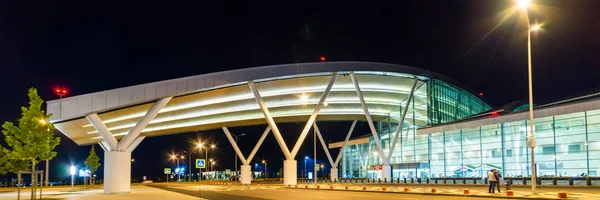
[{"left": 285, "top": 187, "right": 578, "bottom": 200}]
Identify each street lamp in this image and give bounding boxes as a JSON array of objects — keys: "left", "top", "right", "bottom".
[
  {"left": 232, "top": 133, "right": 246, "bottom": 181},
  {"left": 516, "top": 0, "right": 540, "bottom": 195},
  {"left": 517, "top": 0, "right": 529, "bottom": 9},
  {"left": 262, "top": 160, "right": 267, "bottom": 179},
  {"left": 304, "top": 156, "right": 308, "bottom": 178},
  {"left": 170, "top": 154, "right": 181, "bottom": 182},
  {"left": 69, "top": 166, "right": 76, "bottom": 192}
]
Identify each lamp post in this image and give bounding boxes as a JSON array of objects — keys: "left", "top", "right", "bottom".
[
  {"left": 517, "top": 0, "right": 540, "bottom": 194},
  {"left": 70, "top": 166, "right": 76, "bottom": 192},
  {"left": 170, "top": 155, "right": 181, "bottom": 182},
  {"left": 232, "top": 133, "right": 246, "bottom": 181},
  {"left": 304, "top": 156, "right": 308, "bottom": 178},
  {"left": 262, "top": 160, "right": 267, "bottom": 179},
  {"left": 51, "top": 87, "right": 68, "bottom": 187}
]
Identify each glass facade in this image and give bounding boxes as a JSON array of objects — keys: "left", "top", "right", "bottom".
[
  {"left": 340, "top": 109, "right": 600, "bottom": 179},
  {"left": 428, "top": 79, "right": 491, "bottom": 125}
]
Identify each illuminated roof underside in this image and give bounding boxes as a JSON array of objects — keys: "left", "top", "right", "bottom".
[{"left": 55, "top": 74, "right": 429, "bottom": 145}]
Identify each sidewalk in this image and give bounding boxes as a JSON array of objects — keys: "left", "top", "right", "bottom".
[
  {"left": 284, "top": 183, "right": 600, "bottom": 199},
  {"left": 0, "top": 185, "right": 205, "bottom": 200}
]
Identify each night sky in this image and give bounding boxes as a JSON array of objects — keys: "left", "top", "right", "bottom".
[{"left": 1, "top": 0, "right": 599, "bottom": 182}]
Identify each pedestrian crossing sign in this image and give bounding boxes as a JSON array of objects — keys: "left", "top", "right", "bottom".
[
  {"left": 196, "top": 159, "right": 206, "bottom": 169},
  {"left": 164, "top": 168, "right": 171, "bottom": 174}
]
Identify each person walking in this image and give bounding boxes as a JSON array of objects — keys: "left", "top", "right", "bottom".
[
  {"left": 494, "top": 169, "right": 502, "bottom": 193},
  {"left": 488, "top": 169, "right": 497, "bottom": 193}
]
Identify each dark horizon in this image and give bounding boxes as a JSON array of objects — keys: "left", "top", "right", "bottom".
[{"left": 1, "top": 0, "right": 599, "bottom": 182}]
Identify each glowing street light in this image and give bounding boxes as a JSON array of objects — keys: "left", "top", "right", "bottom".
[
  {"left": 69, "top": 166, "right": 76, "bottom": 191},
  {"left": 517, "top": 0, "right": 530, "bottom": 9},
  {"left": 210, "top": 144, "right": 216, "bottom": 149},
  {"left": 300, "top": 94, "right": 308, "bottom": 101},
  {"left": 514, "top": 0, "right": 542, "bottom": 195},
  {"left": 262, "top": 160, "right": 267, "bottom": 179}
]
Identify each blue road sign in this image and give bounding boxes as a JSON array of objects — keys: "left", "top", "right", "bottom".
[{"left": 196, "top": 159, "right": 206, "bottom": 169}]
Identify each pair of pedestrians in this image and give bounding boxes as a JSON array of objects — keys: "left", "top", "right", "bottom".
[{"left": 487, "top": 169, "right": 502, "bottom": 193}]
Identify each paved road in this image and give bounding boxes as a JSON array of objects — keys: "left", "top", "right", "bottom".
[
  {"left": 147, "top": 184, "right": 269, "bottom": 200},
  {"left": 151, "top": 183, "right": 506, "bottom": 200}
]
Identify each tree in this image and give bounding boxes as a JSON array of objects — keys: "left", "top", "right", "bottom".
[
  {"left": 1, "top": 88, "right": 61, "bottom": 199},
  {"left": 0, "top": 147, "right": 28, "bottom": 175},
  {"left": 85, "top": 145, "right": 101, "bottom": 187}
]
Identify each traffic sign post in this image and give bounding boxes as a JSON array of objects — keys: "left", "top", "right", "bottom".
[
  {"left": 164, "top": 168, "right": 171, "bottom": 182},
  {"left": 196, "top": 159, "right": 206, "bottom": 169},
  {"left": 196, "top": 159, "right": 206, "bottom": 181}
]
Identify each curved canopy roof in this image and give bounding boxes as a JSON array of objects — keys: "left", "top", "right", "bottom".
[{"left": 47, "top": 61, "right": 472, "bottom": 145}]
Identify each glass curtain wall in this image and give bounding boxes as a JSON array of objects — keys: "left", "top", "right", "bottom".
[{"left": 342, "top": 109, "right": 600, "bottom": 179}]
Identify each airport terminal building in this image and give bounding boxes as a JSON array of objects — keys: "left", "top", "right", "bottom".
[
  {"left": 334, "top": 90, "right": 600, "bottom": 180},
  {"left": 48, "top": 61, "right": 597, "bottom": 193}
]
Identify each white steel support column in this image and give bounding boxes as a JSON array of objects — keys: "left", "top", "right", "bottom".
[
  {"left": 247, "top": 74, "right": 338, "bottom": 186},
  {"left": 313, "top": 123, "right": 337, "bottom": 182},
  {"left": 289, "top": 73, "right": 338, "bottom": 158},
  {"left": 240, "top": 165, "right": 252, "bottom": 185},
  {"left": 222, "top": 126, "right": 271, "bottom": 184},
  {"left": 119, "top": 97, "right": 172, "bottom": 151},
  {"left": 85, "top": 97, "right": 171, "bottom": 194},
  {"left": 332, "top": 121, "right": 357, "bottom": 181},
  {"left": 87, "top": 113, "right": 118, "bottom": 150},
  {"left": 350, "top": 72, "right": 386, "bottom": 161},
  {"left": 387, "top": 78, "right": 418, "bottom": 161},
  {"left": 104, "top": 151, "right": 131, "bottom": 194},
  {"left": 351, "top": 71, "right": 391, "bottom": 181},
  {"left": 248, "top": 81, "right": 292, "bottom": 160},
  {"left": 98, "top": 142, "right": 108, "bottom": 152},
  {"left": 126, "top": 136, "right": 145, "bottom": 152}
]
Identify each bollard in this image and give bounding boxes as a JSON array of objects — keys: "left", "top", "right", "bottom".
[
  {"left": 434, "top": 178, "right": 438, "bottom": 184},
  {"left": 382, "top": 187, "right": 387, "bottom": 192},
  {"left": 558, "top": 191, "right": 567, "bottom": 198},
  {"left": 378, "top": 178, "right": 381, "bottom": 183},
  {"left": 330, "top": 185, "right": 334, "bottom": 189},
  {"left": 569, "top": 177, "right": 573, "bottom": 186},
  {"left": 484, "top": 177, "right": 488, "bottom": 184},
  {"left": 317, "top": 185, "right": 320, "bottom": 189},
  {"left": 506, "top": 190, "right": 514, "bottom": 196},
  {"left": 431, "top": 188, "right": 437, "bottom": 193},
  {"left": 361, "top": 178, "right": 364, "bottom": 183},
  {"left": 462, "top": 177, "right": 466, "bottom": 184},
  {"left": 288, "top": 184, "right": 291, "bottom": 187},
  {"left": 418, "top": 178, "right": 421, "bottom": 184},
  {"left": 295, "top": 185, "right": 298, "bottom": 188},
  {"left": 464, "top": 189, "right": 470, "bottom": 194},
  {"left": 404, "top": 178, "right": 407, "bottom": 184},
  {"left": 384, "top": 178, "right": 387, "bottom": 183},
  {"left": 305, "top": 185, "right": 308, "bottom": 189},
  {"left": 427, "top": 178, "right": 430, "bottom": 184},
  {"left": 443, "top": 177, "right": 447, "bottom": 184},
  {"left": 397, "top": 178, "right": 400, "bottom": 183},
  {"left": 363, "top": 186, "right": 367, "bottom": 191},
  {"left": 404, "top": 187, "right": 411, "bottom": 192},
  {"left": 473, "top": 177, "right": 477, "bottom": 184},
  {"left": 411, "top": 178, "right": 414, "bottom": 184},
  {"left": 345, "top": 186, "right": 349, "bottom": 190},
  {"left": 452, "top": 178, "right": 456, "bottom": 184},
  {"left": 552, "top": 176, "right": 557, "bottom": 185},
  {"left": 586, "top": 176, "right": 591, "bottom": 186}
]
